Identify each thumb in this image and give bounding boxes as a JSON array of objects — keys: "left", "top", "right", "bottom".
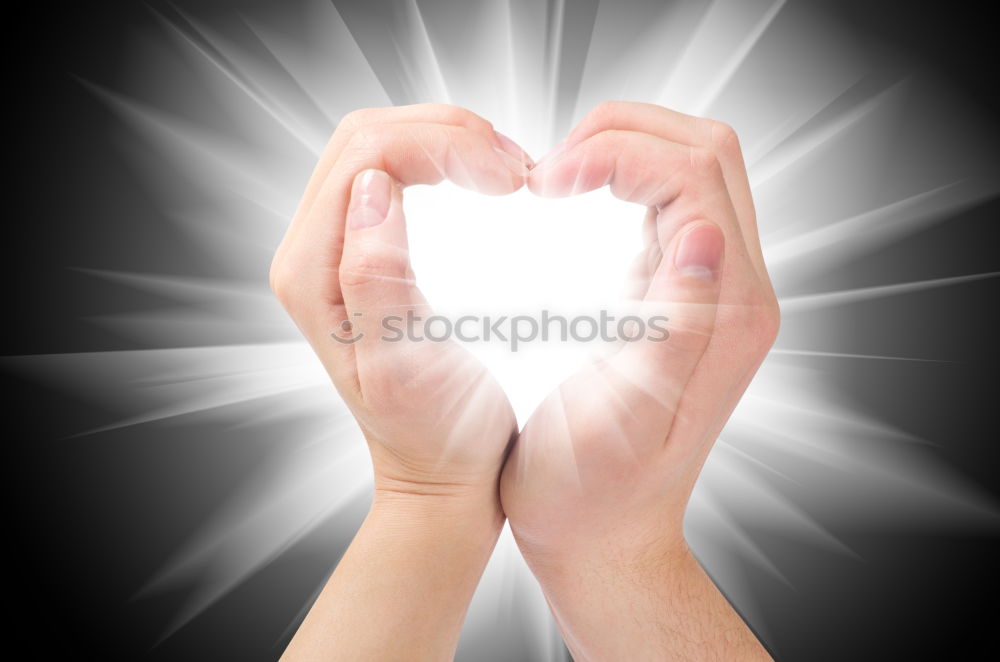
[
  {"left": 608, "top": 220, "right": 724, "bottom": 424},
  {"left": 339, "top": 169, "right": 426, "bottom": 351}
]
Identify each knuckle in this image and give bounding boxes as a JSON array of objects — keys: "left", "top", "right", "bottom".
[
  {"left": 268, "top": 256, "right": 296, "bottom": 304},
  {"left": 589, "top": 100, "right": 624, "bottom": 123},
  {"left": 687, "top": 145, "right": 722, "bottom": 178},
  {"left": 339, "top": 254, "right": 383, "bottom": 289},
  {"left": 708, "top": 120, "right": 737, "bottom": 147},
  {"left": 342, "top": 125, "right": 392, "bottom": 162},
  {"left": 591, "top": 128, "right": 631, "bottom": 150},
  {"left": 339, "top": 244, "right": 409, "bottom": 289},
  {"left": 430, "top": 103, "right": 492, "bottom": 131},
  {"left": 346, "top": 123, "right": 383, "bottom": 150},
  {"left": 584, "top": 100, "right": 644, "bottom": 130},
  {"left": 337, "top": 108, "right": 378, "bottom": 133},
  {"left": 708, "top": 120, "right": 742, "bottom": 161}
]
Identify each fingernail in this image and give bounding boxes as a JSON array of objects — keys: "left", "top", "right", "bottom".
[
  {"left": 348, "top": 169, "right": 391, "bottom": 230},
  {"left": 493, "top": 131, "right": 532, "bottom": 178},
  {"left": 494, "top": 146, "right": 531, "bottom": 177},
  {"left": 674, "top": 222, "right": 724, "bottom": 281},
  {"left": 496, "top": 131, "right": 534, "bottom": 169}
]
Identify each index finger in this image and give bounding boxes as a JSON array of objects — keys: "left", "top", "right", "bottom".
[{"left": 558, "top": 101, "right": 767, "bottom": 284}]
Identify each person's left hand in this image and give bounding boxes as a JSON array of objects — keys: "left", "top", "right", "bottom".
[{"left": 499, "top": 101, "right": 778, "bottom": 661}]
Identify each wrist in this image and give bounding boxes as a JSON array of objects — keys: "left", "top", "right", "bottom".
[
  {"left": 519, "top": 533, "right": 773, "bottom": 662},
  {"left": 371, "top": 479, "right": 505, "bottom": 538},
  {"left": 367, "top": 429, "right": 513, "bottom": 504},
  {"left": 289, "top": 470, "right": 505, "bottom": 662}
]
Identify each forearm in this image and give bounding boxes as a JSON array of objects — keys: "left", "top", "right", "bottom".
[
  {"left": 281, "top": 490, "right": 503, "bottom": 662},
  {"left": 530, "top": 542, "right": 774, "bottom": 662}
]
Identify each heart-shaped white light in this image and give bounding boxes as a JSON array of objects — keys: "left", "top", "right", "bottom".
[{"left": 406, "top": 182, "right": 643, "bottom": 421}]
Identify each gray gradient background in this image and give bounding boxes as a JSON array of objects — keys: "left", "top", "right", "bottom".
[{"left": 5, "top": 1, "right": 1000, "bottom": 660}]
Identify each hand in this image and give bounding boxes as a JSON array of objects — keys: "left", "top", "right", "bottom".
[
  {"left": 500, "top": 102, "right": 779, "bottom": 661},
  {"left": 271, "top": 103, "right": 530, "bottom": 504},
  {"left": 271, "top": 104, "right": 530, "bottom": 661}
]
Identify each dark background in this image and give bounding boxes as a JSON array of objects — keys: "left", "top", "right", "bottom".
[{"left": 6, "top": 1, "right": 998, "bottom": 660}]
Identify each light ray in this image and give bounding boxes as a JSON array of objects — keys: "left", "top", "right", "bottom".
[
  {"left": 780, "top": 271, "right": 1000, "bottom": 313},
  {"left": 653, "top": 0, "right": 717, "bottom": 109},
  {"left": 18, "top": 0, "right": 1000, "bottom": 655},
  {"left": 764, "top": 182, "right": 996, "bottom": 274},
  {"left": 693, "top": 490, "right": 797, "bottom": 586},
  {"left": 749, "top": 79, "right": 906, "bottom": 186},
  {"left": 768, "top": 348, "right": 952, "bottom": 363},
  {"left": 691, "top": 0, "right": 787, "bottom": 116},
  {"left": 502, "top": 0, "right": 520, "bottom": 137},
  {"left": 151, "top": 6, "right": 322, "bottom": 155},
  {"left": 399, "top": 0, "right": 452, "bottom": 103},
  {"left": 240, "top": 19, "right": 338, "bottom": 129},
  {"left": 143, "top": 441, "right": 372, "bottom": 642},
  {"left": 79, "top": 81, "right": 290, "bottom": 208},
  {"left": 545, "top": 0, "right": 567, "bottom": 145}
]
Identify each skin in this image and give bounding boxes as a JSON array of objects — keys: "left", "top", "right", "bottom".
[
  {"left": 501, "top": 101, "right": 779, "bottom": 661},
  {"left": 271, "top": 104, "right": 530, "bottom": 662},
  {"left": 271, "top": 101, "right": 778, "bottom": 661}
]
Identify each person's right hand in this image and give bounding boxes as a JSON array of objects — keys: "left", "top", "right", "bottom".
[
  {"left": 272, "top": 105, "right": 532, "bottom": 662},
  {"left": 271, "top": 104, "right": 530, "bottom": 506},
  {"left": 500, "top": 102, "right": 779, "bottom": 661}
]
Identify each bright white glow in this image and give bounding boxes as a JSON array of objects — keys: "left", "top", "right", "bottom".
[
  {"left": 9, "top": 0, "right": 999, "bottom": 653},
  {"left": 407, "top": 184, "right": 642, "bottom": 421}
]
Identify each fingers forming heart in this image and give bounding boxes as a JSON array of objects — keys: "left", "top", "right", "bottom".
[
  {"left": 525, "top": 102, "right": 778, "bottom": 465},
  {"left": 272, "top": 108, "right": 529, "bottom": 398},
  {"left": 272, "top": 101, "right": 778, "bottom": 494},
  {"left": 274, "top": 103, "right": 781, "bottom": 662}
]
